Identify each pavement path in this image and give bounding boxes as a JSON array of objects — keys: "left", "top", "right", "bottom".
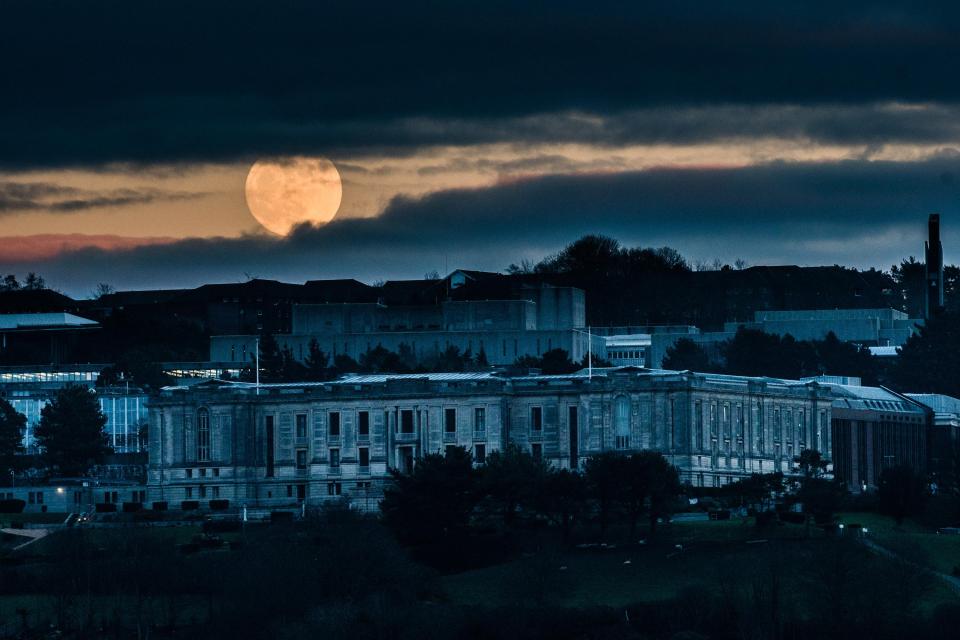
[
  {"left": 860, "top": 537, "right": 960, "bottom": 594},
  {"left": 1, "top": 527, "right": 50, "bottom": 550}
]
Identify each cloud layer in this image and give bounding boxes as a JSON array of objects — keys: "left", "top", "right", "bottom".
[
  {"left": 3, "top": 2, "right": 960, "bottom": 167},
  {"left": 5, "top": 156, "right": 956, "bottom": 295}
]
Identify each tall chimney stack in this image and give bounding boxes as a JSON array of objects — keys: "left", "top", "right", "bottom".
[{"left": 924, "top": 213, "right": 944, "bottom": 319}]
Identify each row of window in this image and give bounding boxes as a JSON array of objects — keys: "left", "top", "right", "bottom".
[
  {"left": 185, "top": 467, "right": 221, "bottom": 479},
  {"left": 292, "top": 446, "right": 372, "bottom": 470},
  {"left": 185, "top": 486, "right": 222, "bottom": 499}
]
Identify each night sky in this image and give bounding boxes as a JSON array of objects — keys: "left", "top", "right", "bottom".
[{"left": 2, "top": 1, "right": 960, "bottom": 294}]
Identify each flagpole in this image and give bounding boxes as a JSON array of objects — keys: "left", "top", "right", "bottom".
[{"left": 255, "top": 337, "right": 260, "bottom": 395}]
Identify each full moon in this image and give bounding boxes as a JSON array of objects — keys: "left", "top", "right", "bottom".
[{"left": 244, "top": 157, "right": 343, "bottom": 235}]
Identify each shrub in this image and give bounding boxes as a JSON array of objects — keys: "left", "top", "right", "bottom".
[
  {"left": 152, "top": 501, "right": 168, "bottom": 511},
  {"left": 0, "top": 499, "right": 26, "bottom": 513},
  {"left": 181, "top": 500, "right": 200, "bottom": 511},
  {"left": 95, "top": 502, "right": 117, "bottom": 513},
  {"left": 121, "top": 502, "right": 142, "bottom": 513},
  {"left": 209, "top": 499, "right": 230, "bottom": 510}
]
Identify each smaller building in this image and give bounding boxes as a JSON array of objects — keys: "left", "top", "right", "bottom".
[
  {"left": 821, "top": 377, "right": 960, "bottom": 491},
  {"left": 0, "top": 366, "right": 147, "bottom": 453},
  {"left": 726, "top": 308, "right": 919, "bottom": 347},
  {"left": 603, "top": 334, "right": 650, "bottom": 367},
  {"left": 1, "top": 480, "right": 147, "bottom": 514}
]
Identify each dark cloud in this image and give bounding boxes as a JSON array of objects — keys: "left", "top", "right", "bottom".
[
  {"left": 3, "top": 1, "right": 960, "bottom": 167},
  {"left": 0, "top": 181, "right": 206, "bottom": 214},
  {"left": 6, "top": 156, "right": 958, "bottom": 295}
]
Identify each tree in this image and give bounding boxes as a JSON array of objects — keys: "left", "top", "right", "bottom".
[
  {"left": 380, "top": 446, "right": 478, "bottom": 545},
  {"left": 891, "top": 313, "right": 960, "bottom": 397},
  {"left": 584, "top": 452, "right": 623, "bottom": 540},
  {"left": 23, "top": 272, "right": 46, "bottom": 290},
  {"left": 642, "top": 452, "right": 681, "bottom": 535},
  {"left": 878, "top": 465, "right": 928, "bottom": 526},
  {"left": 514, "top": 348, "right": 579, "bottom": 375},
  {"left": 535, "top": 469, "right": 587, "bottom": 542},
  {"left": 662, "top": 338, "right": 713, "bottom": 372},
  {"left": 93, "top": 282, "right": 115, "bottom": 299},
  {"left": 1, "top": 274, "right": 20, "bottom": 291},
  {"left": 727, "top": 472, "right": 785, "bottom": 512},
  {"left": 254, "top": 333, "right": 282, "bottom": 381},
  {"left": 303, "top": 338, "right": 330, "bottom": 381},
  {"left": 815, "top": 332, "right": 879, "bottom": 385},
  {"left": 479, "top": 444, "right": 550, "bottom": 526},
  {"left": 34, "top": 385, "right": 110, "bottom": 476},
  {"left": 891, "top": 257, "right": 926, "bottom": 317},
  {"left": 0, "top": 398, "right": 26, "bottom": 478}
]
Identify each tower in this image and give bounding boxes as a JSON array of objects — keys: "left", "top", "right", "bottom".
[{"left": 924, "top": 213, "right": 944, "bottom": 319}]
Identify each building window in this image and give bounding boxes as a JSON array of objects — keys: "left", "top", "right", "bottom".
[
  {"left": 330, "top": 448, "right": 340, "bottom": 468},
  {"left": 474, "top": 407, "right": 486, "bottom": 432},
  {"left": 614, "top": 395, "right": 630, "bottom": 449},
  {"left": 531, "top": 406, "right": 543, "bottom": 432},
  {"left": 400, "top": 409, "right": 414, "bottom": 434},
  {"left": 212, "top": 486, "right": 220, "bottom": 498},
  {"left": 531, "top": 443, "right": 542, "bottom": 459},
  {"left": 327, "top": 482, "right": 342, "bottom": 496},
  {"left": 296, "top": 414, "right": 307, "bottom": 439},
  {"left": 287, "top": 485, "right": 293, "bottom": 498},
  {"left": 186, "top": 468, "right": 193, "bottom": 479},
  {"left": 213, "top": 468, "right": 220, "bottom": 477},
  {"left": 199, "top": 486, "right": 207, "bottom": 499},
  {"left": 358, "top": 411, "right": 370, "bottom": 437},
  {"left": 445, "top": 408, "right": 457, "bottom": 433},
  {"left": 197, "top": 408, "right": 210, "bottom": 462},
  {"left": 329, "top": 411, "right": 341, "bottom": 437},
  {"left": 296, "top": 449, "right": 307, "bottom": 469},
  {"left": 265, "top": 415, "right": 275, "bottom": 477},
  {"left": 695, "top": 400, "right": 704, "bottom": 450},
  {"left": 358, "top": 447, "right": 370, "bottom": 468},
  {"left": 474, "top": 444, "right": 486, "bottom": 464},
  {"left": 185, "top": 487, "right": 193, "bottom": 499}
]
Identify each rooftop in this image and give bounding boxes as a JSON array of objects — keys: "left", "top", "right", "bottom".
[{"left": 0, "top": 312, "right": 99, "bottom": 330}]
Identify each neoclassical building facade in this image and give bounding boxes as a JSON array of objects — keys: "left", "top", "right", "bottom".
[{"left": 146, "top": 368, "right": 834, "bottom": 508}]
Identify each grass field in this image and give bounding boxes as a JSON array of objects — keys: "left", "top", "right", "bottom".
[
  {"left": 835, "top": 511, "right": 960, "bottom": 576},
  {"left": 443, "top": 515, "right": 960, "bottom": 612}
]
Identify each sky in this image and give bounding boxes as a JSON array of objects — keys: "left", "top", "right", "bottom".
[{"left": 3, "top": 1, "right": 960, "bottom": 295}]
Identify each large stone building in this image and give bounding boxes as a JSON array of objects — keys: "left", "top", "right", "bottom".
[{"left": 147, "top": 368, "right": 834, "bottom": 509}]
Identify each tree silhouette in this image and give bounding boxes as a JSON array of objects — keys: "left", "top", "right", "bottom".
[
  {"left": 35, "top": 385, "right": 110, "bottom": 476},
  {"left": 878, "top": 465, "right": 927, "bottom": 526},
  {"left": 0, "top": 397, "right": 26, "bottom": 479},
  {"left": 380, "top": 446, "right": 478, "bottom": 545},
  {"left": 892, "top": 313, "right": 960, "bottom": 397},
  {"left": 662, "top": 338, "right": 714, "bottom": 372},
  {"left": 479, "top": 443, "right": 550, "bottom": 526}
]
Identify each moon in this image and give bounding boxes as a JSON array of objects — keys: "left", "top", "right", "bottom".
[{"left": 244, "top": 157, "right": 343, "bottom": 235}]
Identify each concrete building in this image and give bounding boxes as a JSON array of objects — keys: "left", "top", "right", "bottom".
[
  {"left": 726, "top": 308, "right": 918, "bottom": 347},
  {"left": 147, "top": 368, "right": 834, "bottom": 509},
  {"left": 209, "top": 284, "right": 599, "bottom": 367},
  {"left": 0, "top": 311, "right": 100, "bottom": 365}
]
